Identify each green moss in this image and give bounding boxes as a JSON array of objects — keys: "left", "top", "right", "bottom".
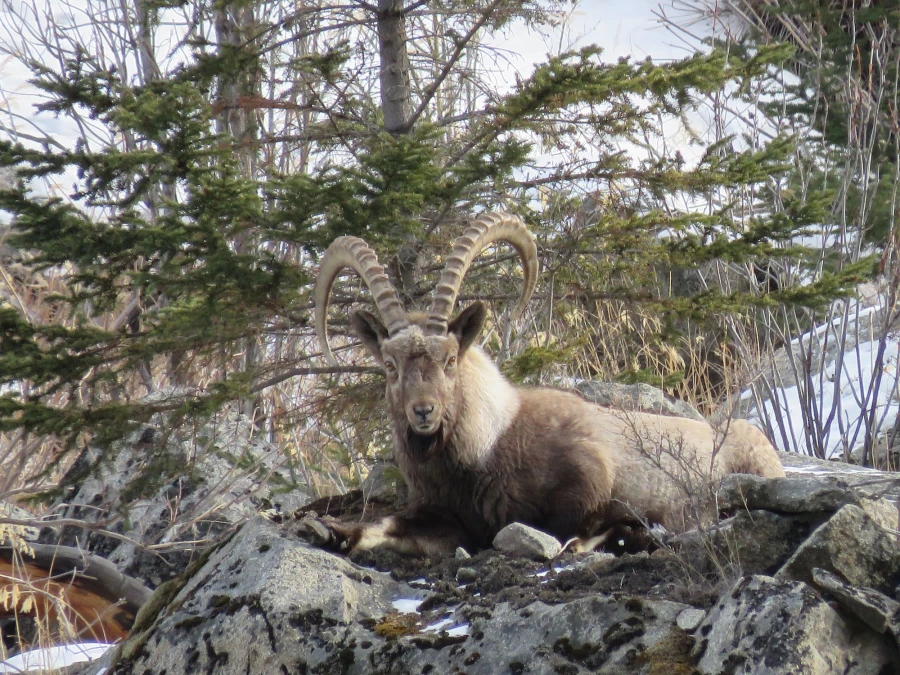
[{"left": 372, "top": 612, "right": 419, "bottom": 639}]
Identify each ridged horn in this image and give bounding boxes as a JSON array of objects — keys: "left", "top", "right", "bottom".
[
  {"left": 427, "top": 212, "right": 538, "bottom": 334},
  {"left": 314, "top": 236, "right": 409, "bottom": 365}
]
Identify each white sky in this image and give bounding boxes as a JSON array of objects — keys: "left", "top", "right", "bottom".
[
  {"left": 495, "top": 0, "right": 705, "bottom": 65},
  {"left": 0, "top": 0, "right": 707, "bottom": 144}
]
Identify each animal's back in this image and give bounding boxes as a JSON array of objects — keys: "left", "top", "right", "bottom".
[
  {"left": 719, "top": 418, "right": 785, "bottom": 478},
  {"left": 410, "top": 387, "right": 617, "bottom": 544},
  {"left": 577, "top": 401, "right": 784, "bottom": 531}
]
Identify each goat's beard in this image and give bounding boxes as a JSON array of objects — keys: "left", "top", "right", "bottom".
[{"left": 405, "top": 423, "right": 449, "bottom": 459}]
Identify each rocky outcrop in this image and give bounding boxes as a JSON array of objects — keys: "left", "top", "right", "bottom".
[
  {"left": 93, "top": 519, "right": 702, "bottom": 675},
  {"left": 574, "top": 381, "right": 705, "bottom": 421},
  {"left": 108, "top": 520, "right": 405, "bottom": 674},
  {"left": 717, "top": 472, "right": 900, "bottom": 529},
  {"left": 811, "top": 568, "right": 900, "bottom": 639},
  {"left": 74, "top": 471, "right": 900, "bottom": 675},
  {"left": 694, "top": 575, "right": 896, "bottom": 674},
  {"left": 777, "top": 504, "right": 900, "bottom": 591},
  {"left": 40, "top": 402, "right": 309, "bottom": 588}
]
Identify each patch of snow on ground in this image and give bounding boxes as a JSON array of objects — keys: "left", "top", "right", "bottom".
[
  {"left": 0, "top": 642, "right": 113, "bottom": 673},
  {"left": 423, "top": 618, "right": 470, "bottom": 636},
  {"left": 785, "top": 464, "right": 877, "bottom": 475},
  {"left": 424, "top": 618, "right": 454, "bottom": 632},
  {"left": 444, "top": 625, "right": 470, "bottom": 637},
  {"left": 531, "top": 565, "right": 574, "bottom": 579},
  {"left": 788, "top": 305, "right": 879, "bottom": 346},
  {"left": 391, "top": 598, "right": 424, "bottom": 614}
]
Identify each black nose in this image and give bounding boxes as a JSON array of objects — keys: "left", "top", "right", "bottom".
[{"left": 413, "top": 405, "right": 434, "bottom": 421}]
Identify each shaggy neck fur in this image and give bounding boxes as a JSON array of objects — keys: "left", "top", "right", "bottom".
[{"left": 446, "top": 345, "right": 520, "bottom": 466}]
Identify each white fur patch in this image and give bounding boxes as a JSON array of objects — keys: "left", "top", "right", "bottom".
[
  {"left": 562, "top": 532, "right": 611, "bottom": 553},
  {"left": 353, "top": 518, "right": 395, "bottom": 551},
  {"left": 451, "top": 346, "right": 520, "bottom": 466}
]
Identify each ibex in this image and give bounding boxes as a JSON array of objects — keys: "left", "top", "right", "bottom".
[{"left": 303, "top": 212, "right": 785, "bottom": 556}]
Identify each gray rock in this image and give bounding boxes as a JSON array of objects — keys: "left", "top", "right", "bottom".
[
  {"left": 41, "top": 401, "right": 309, "bottom": 585},
  {"left": 718, "top": 473, "right": 899, "bottom": 529},
  {"left": 574, "top": 551, "right": 616, "bottom": 569},
  {"left": 106, "top": 517, "right": 702, "bottom": 675},
  {"left": 673, "top": 509, "right": 811, "bottom": 577},
  {"left": 493, "top": 522, "right": 562, "bottom": 560},
  {"left": 811, "top": 567, "right": 900, "bottom": 636},
  {"left": 116, "top": 518, "right": 407, "bottom": 674},
  {"left": 389, "top": 595, "right": 694, "bottom": 675},
  {"left": 862, "top": 497, "right": 900, "bottom": 531},
  {"left": 676, "top": 608, "right": 706, "bottom": 631},
  {"left": 725, "top": 509, "right": 812, "bottom": 574},
  {"left": 360, "top": 461, "right": 405, "bottom": 502},
  {"left": 456, "top": 566, "right": 478, "bottom": 583},
  {"left": 0, "top": 501, "right": 41, "bottom": 542},
  {"left": 718, "top": 473, "right": 852, "bottom": 512},
  {"left": 574, "top": 381, "right": 705, "bottom": 421},
  {"left": 455, "top": 546, "right": 471, "bottom": 559},
  {"left": 777, "top": 504, "right": 900, "bottom": 593},
  {"left": 695, "top": 575, "right": 897, "bottom": 674},
  {"left": 101, "top": 508, "right": 900, "bottom": 675},
  {"left": 780, "top": 451, "right": 900, "bottom": 486}
]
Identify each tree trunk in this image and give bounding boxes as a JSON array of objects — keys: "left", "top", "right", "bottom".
[
  {"left": 215, "top": 1, "right": 262, "bottom": 418},
  {"left": 376, "top": 0, "right": 412, "bottom": 135}
]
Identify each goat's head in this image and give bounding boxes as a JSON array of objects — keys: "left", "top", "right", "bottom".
[{"left": 314, "top": 212, "right": 538, "bottom": 439}]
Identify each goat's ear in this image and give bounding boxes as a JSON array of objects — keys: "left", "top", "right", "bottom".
[
  {"left": 350, "top": 310, "right": 389, "bottom": 364},
  {"left": 448, "top": 302, "right": 487, "bottom": 355}
]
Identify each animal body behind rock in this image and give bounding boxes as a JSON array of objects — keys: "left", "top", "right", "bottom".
[
  {"left": 0, "top": 543, "right": 151, "bottom": 645},
  {"left": 304, "top": 212, "right": 785, "bottom": 555}
]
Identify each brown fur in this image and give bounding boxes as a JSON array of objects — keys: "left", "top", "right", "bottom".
[
  {"left": 303, "top": 305, "right": 785, "bottom": 556},
  {"left": 0, "top": 544, "right": 151, "bottom": 644}
]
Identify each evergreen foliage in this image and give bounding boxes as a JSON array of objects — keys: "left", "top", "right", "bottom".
[{"left": 731, "top": 0, "right": 900, "bottom": 244}]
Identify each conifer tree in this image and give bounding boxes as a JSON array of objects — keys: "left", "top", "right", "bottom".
[{"left": 720, "top": 0, "right": 899, "bottom": 244}]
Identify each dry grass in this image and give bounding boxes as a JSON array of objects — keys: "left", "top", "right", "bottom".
[{"left": 612, "top": 412, "right": 765, "bottom": 596}]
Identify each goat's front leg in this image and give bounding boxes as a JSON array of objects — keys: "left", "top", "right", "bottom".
[{"left": 297, "top": 508, "right": 476, "bottom": 557}]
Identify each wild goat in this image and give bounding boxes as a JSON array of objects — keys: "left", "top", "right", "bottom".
[{"left": 302, "top": 212, "right": 785, "bottom": 556}]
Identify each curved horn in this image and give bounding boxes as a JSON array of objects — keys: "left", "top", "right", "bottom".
[
  {"left": 427, "top": 212, "right": 538, "bottom": 334},
  {"left": 314, "top": 236, "right": 409, "bottom": 365}
]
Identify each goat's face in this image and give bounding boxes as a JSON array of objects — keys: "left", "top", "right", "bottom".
[{"left": 351, "top": 302, "right": 487, "bottom": 437}]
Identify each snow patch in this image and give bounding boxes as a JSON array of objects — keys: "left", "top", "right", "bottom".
[
  {"left": 0, "top": 642, "right": 113, "bottom": 673},
  {"left": 423, "top": 618, "right": 470, "bottom": 636},
  {"left": 391, "top": 598, "right": 424, "bottom": 614}
]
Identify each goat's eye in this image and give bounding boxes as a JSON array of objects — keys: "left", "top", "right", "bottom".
[
  {"left": 445, "top": 355, "right": 457, "bottom": 369},
  {"left": 384, "top": 360, "right": 398, "bottom": 376}
]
